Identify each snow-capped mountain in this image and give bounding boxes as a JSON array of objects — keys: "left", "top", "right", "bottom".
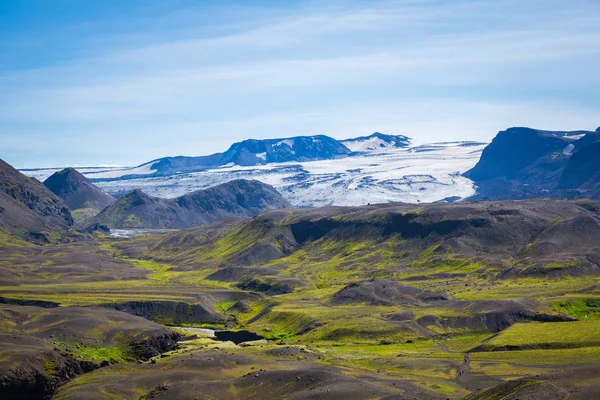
[
  {"left": 78, "top": 133, "right": 410, "bottom": 180},
  {"left": 26, "top": 141, "right": 484, "bottom": 207},
  {"left": 87, "top": 135, "right": 352, "bottom": 179},
  {"left": 220, "top": 135, "right": 350, "bottom": 166},
  {"left": 342, "top": 132, "right": 411, "bottom": 152},
  {"left": 22, "top": 131, "right": 489, "bottom": 207}
]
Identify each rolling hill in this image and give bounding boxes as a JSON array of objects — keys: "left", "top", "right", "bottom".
[{"left": 87, "top": 179, "right": 291, "bottom": 229}]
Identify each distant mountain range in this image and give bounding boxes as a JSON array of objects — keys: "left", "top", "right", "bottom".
[
  {"left": 86, "top": 132, "right": 412, "bottom": 179},
  {"left": 19, "top": 126, "right": 600, "bottom": 207},
  {"left": 87, "top": 179, "right": 291, "bottom": 229},
  {"left": 466, "top": 127, "right": 600, "bottom": 199},
  {"left": 0, "top": 157, "right": 293, "bottom": 235}
]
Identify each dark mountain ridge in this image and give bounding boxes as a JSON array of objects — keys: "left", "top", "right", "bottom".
[
  {"left": 44, "top": 168, "right": 114, "bottom": 211},
  {"left": 0, "top": 159, "right": 73, "bottom": 243},
  {"left": 87, "top": 179, "right": 291, "bottom": 229},
  {"left": 465, "top": 127, "right": 600, "bottom": 199}
]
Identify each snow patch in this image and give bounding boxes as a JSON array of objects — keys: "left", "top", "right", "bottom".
[
  {"left": 256, "top": 152, "right": 267, "bottom": 161},
  {"left": 563, "top": 144, "right": 575, "bottom": 155},
  {"left": 275, "top": 139, "right": 294, "bottom": 148},
  {"left": 343, "top": 137, "right": 389, "bottom": 152}
]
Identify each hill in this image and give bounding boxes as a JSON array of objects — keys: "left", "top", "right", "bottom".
[
  {"left": 0, "top": 158, "right": 73, "bottom": 243},
  {"left": 87, "top": 179, "right": 291, "bottom": 229},
  {"left": 465, "top": 127, "right": 600, "bottom": 199},
  {"left": 44, "top": 168, "right": 115, "bottom": 222},
  {"left": 4, "top": 198, "right": 600, "bottom": 398}
]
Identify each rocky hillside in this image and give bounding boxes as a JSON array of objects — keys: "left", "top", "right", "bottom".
[
  {"left": 465, "top": 127, "right": 600, "bottom": 199},
  {"left": 87, "top": 179, "right": 291, "bottom": 229},
  {"left": 0, "top": 159, "right": 73, "bottom": 242},
  {"left": 44, "top": 168, "right": 114, "bottom": 211}
]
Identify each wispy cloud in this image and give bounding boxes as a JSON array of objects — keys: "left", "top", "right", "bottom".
[{"left": 1, "top": 0, "right": 599, "bottom": 167}]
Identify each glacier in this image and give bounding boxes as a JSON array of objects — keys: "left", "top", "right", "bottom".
[{"left": 22, "top": 141, "right": 486, "bottom": 207}]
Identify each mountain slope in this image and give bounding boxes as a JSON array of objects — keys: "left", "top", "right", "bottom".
[
  {"left": 341, "top": 132, "right": 411, "bottom": 152},
  {"left": 0, "top": 159, "right": 73, "bottom": 242},
  {"left": 465, "top": 127, "right": 600, "bottom": 199},
  {"left": 44, "top": 168, "right": 115, "bottom": 211},
  {"left": 88, "top": 179, "right": 291, "bottom": 229}
]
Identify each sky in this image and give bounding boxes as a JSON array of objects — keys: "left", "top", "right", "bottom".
[{"left": 1, "top": 0, "right": 599, "bottom": 168}]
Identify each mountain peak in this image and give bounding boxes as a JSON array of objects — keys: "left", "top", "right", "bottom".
[
  {"left": 44, "top": 167, "right": 114, "bottom": 212},
  {"left": 220, "top": 134, "right": 350, "bottom": 166},
  {"left": 46, "top": 167, "right": 87, "bottom": 186}
]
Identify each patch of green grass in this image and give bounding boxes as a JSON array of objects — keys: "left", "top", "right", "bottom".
[
  {"left": 433, "top": 383, "right": 456, "bottom": 396},
  {"left": 470, "top": 346, "right": 600, "bottom": 365},
  {"left": 478, "top": 320, "right": 600, "bottom": 351},
  {"left": 217, "top": 301, "right": 236, "bottom": 312},
  {"left": 551, "top": 299, "right": 600, "bottom": 320},
  {"left": 69, "top": 345, "right": 132, "bottom": 364}
]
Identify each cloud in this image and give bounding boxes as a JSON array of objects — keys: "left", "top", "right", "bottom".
[{"left": 0, "top": 0, "right": 599, "bottom": 166}]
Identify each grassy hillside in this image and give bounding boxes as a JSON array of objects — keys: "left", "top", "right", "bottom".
[{"left": 2, "top": 199, "right": 600, "bottom": 398}]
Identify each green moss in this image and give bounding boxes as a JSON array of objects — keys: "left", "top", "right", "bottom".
[
  {"left": 72, "top": 207, "right": 101, "bottom": 224},
  {"left": 0, "top": 230, "right": 32, "bottom": 247},
  {"left": 542, "top": 261, "right": 578, "bottom": 271},
  {"left": 123, "top": 214, "right": 143, "bottom": 228},
  {"left": 551, "top": 299, "right": 600, "bottom": 320},
  {"left": 479, "top": 320, "right": 600, "bottom": 351},
  {"left": 69, "top": 345, "right": 132, "bottom": 364},
  {"left": 217, "top": 301, "right": 236, "bottom": 312},
  {"left": 44, "top": 359, "right": 57, "bottom": 377}
]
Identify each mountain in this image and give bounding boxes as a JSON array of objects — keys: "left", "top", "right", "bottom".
[
  {"left": 87, "top": 179, "right": 291, "bottom": 229},
  {"left": 44, "top": 168, "right": 115, "bottom": 212},
  {"left": 341, "top": 132, "right": 411, "bottom": 152},
  {"left": 220, "top": 135, "right": 351, "bottom": 166},
  {"left": 92, "top": 135, "right": 352, "bottom": 178},
  {"left": 0, "top": 158, "right": 73, "bottom": 242},
  {"left": 465, "top": 127, "right": 600, "bottom": 199}
]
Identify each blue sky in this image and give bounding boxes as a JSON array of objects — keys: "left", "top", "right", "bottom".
[{"left": 1, "top": 0, "right": 599, "bottom": 168}]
